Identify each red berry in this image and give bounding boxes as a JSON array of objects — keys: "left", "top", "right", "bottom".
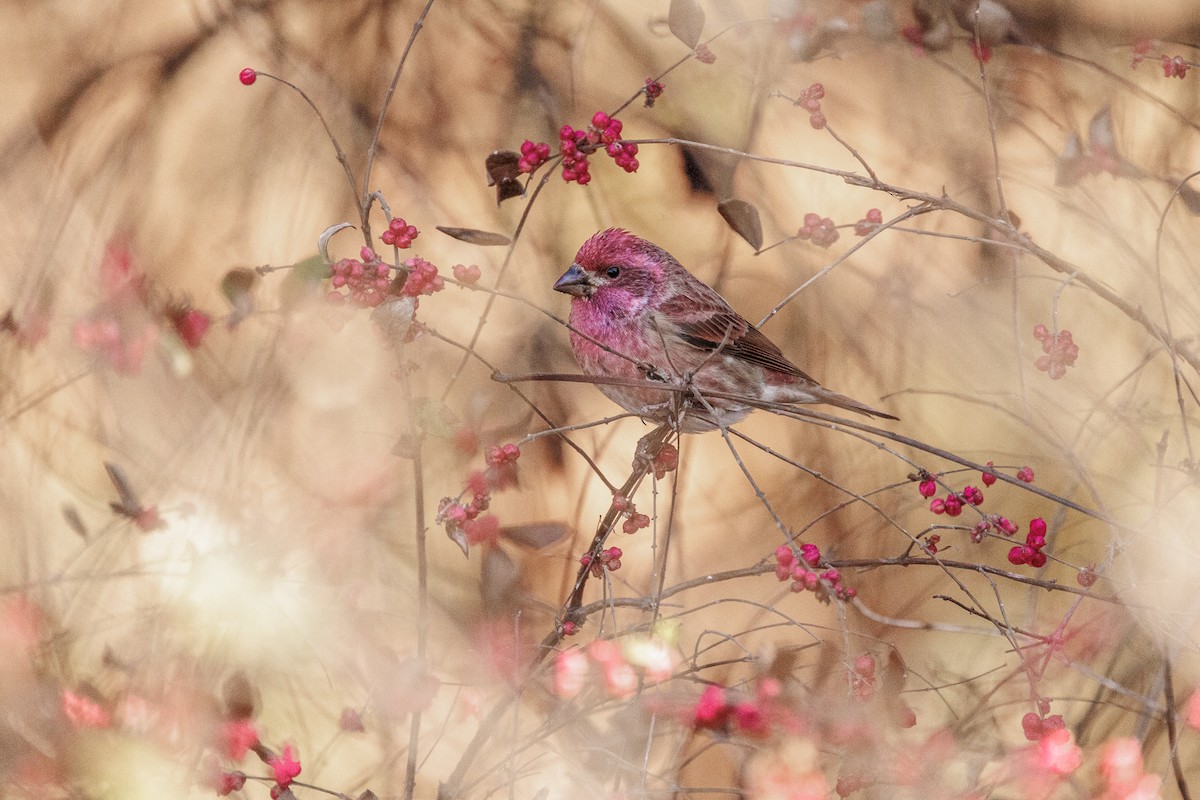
[{"left": 238, "top": 68, "right": 257, "bottom": 85}]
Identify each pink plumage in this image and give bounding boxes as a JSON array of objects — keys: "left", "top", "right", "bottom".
[{"left": 553, "top": 229, "right": 897, "bottom": 433}]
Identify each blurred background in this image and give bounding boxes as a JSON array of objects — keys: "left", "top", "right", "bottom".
[{"left": 2, "top": 1, "right": 1200, "bottom": 797}]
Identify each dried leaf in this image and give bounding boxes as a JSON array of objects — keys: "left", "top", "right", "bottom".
[
  {"left": 668, "top": 0, "right": 705, "bottom": 49},
  {"left": 446, "top": 524, "right": 470, "bottom": 558},
  {"left": 317, "top": 222, "right": 355, "bottom": 263},
  {"left": 436, "top": 226, "right": 511, "bottom": 246},
  {"left": 371, "top": 295, "right": 416, "bottom": 344},
  {"left": 221, "top": 268, "right": 258, "bottom": 327},
  {"left": 357, "top": 792, "right": 379, "bottom": 800},
  {"left": 412, "top": 398, "right": 460, "bottom": 438},
  {"left": 222, "top": 671, "right": 259, "bottom": 720},
  {"left": 501, "top": 522, "right": 571, "bottom": 549},
  {"left": 485, "top": 150, "right": 524, "bottom": 205},
  {"left": 485, "top": 150, "right": 521, "bottom": 185},
  {"left": 763, "top": 645, "right": 800, "bottom": 683},
  {"left": 104, "top": 462, "right": 141, "bottom": 516},
  {"left": 717, "top": 199, "right": 763, "bottom": 251},
  {"left": 1176, "top": 181, "right": 1200, "bottom": 214},
  {"left": 62, "top": 504, "right": 88, "bottom": 539},
  {"left": 481, "top": 546, "right": 520, "bottom": 610}
]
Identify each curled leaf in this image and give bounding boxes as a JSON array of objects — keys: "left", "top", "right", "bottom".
[
  {"left": 318, "top": 222, "right": 355, "bottom": 263},
  {"left": 717, "top": 199, "right": 763, "bottom": 251},
  {"left": 371, "top": 295, "right": 416, "bottom": 344},
  {"left": 668, "top": 0, "right": 705, "bottom": 49},
  {"left": 1174, "top": 181, "right": 1200, "bottom": 215},
  {"left": 220, "top": 268, "right": 258, "bottom": 327},
  {"left": 485, "top": 150, "right": 524, "bottom": 205},
  {"left": 436, "top": 226, "right": 511, "bottom": 246},
  {"left": 446, "top": 523, "right": 470, "bottom": 558}
]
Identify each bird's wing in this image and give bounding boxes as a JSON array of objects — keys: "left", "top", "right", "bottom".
[{"left": 656, "top": 291, "right": 819, "bottom": 383}]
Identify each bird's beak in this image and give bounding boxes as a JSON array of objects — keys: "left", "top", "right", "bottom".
[{"left": 553, "top": 263, "right": 593, "bottom": 297}]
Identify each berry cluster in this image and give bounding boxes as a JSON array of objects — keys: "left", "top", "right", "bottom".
[
  {"left": 518, "top": 140, "right": 551, "bottom": 173},
  {"left": 485, "top": 443, "right": 521, "bottom": 468},
  {"left": 580, "top": 546, "right": 623, "bottom": 577},
  {"left": 1033, "top": 324, "right": 1079, "bottom": 379},
  {"left": 1007, "top": 517, "right": 1049, "bottom": 567},
  {"left": 643, "top": 77, "right": 665, "bottom": 107},
  {"left": 1162, "top": 55, "right": 1190, "bottom": 79},
  {"left": 774, "top": 543, "right": 856, "bottom": 601},
  {"left": 796, "top": 212, "right": 839, "bottom": 248},
  {"left": 381, "top": 217, "right": 419, "bottom": 248},
  {"left": 559, "top": 112, "right": 639, "bottom": 184},
  {"left": 651, "top": 442, "right": 678, "bottom": 479},
  {"left": 611, "top": 493, "right": 652, "bottom": 534},
  {"left": 1131, "top": 41, "right": 1192, "bottom": 79},
  {"left": 438, "top": 444, "right": 524, "bottom": 552},
  {"left": 794, "top": 82, "right": 826, "bottom": 129},
  {"left": 971, "top": 514, "right": 1018, "bottom": 543},
  {"left": 853, "top": 208, "right": 883, "bottom": 236},
  {"left": 328, "top": 250, "right": 392, "bottom": 308},
  {"left": 929, "top": 484, "right": 982, "bottom": 516},
  {"left": 398, "top": 256, "right": 444, "bottom": 297},
  {"left": 1022, "top": 710, "right": 1066, "bottom": 742}
]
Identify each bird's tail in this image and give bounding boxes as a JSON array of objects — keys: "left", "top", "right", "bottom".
[{"left": 818, "top": 388, "right": 900, "bottom": 421}]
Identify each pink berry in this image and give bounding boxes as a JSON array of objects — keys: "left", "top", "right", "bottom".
[
  {"left": 918, "top": 479, "right": 937, "bottom": 497},
  {"left": 239, "top": 68, "right": 257, "bottom": 85}
]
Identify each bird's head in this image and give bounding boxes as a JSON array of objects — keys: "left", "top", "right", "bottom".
[{"left": 553, "top": 229, "right": 670, "bottom": 316}]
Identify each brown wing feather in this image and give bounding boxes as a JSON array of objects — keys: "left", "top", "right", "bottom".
[{"left": 657, "top": 290, "right": 819, "bottom": 383}]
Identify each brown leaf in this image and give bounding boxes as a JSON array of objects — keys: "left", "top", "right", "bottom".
[
  {"left": 221, "top": 268, "right": 258, "bottom": 326},
  {"left": 1176, "top": 181, "right": 1200, "bottom": 215},
  {"left": 485, "top": 150, "right": 524, "bottom": 205},
  {"left": 446, "top": 524, "right": 470, "bottom": 558},
  {"left": 717, "top": 199, "right": 763, "bottom": 251},
  {"left": 436, "top": 226, "right": 511, "bottom": 246},
  {"left": 481, "top": 546, "right": 520, "bottom": 611},
  {"left": 104, "top": 462, "right": 142, "bottom": 517},
  {"left": 370, "top": 295, "right": 416, "bottom": 344},
  {"left": 61, "top": 504, "right": 88, "bottom": 539},
  {"left": 485, "top": 150, "right": 520, "bottom": 185},
  {"left": 222, "top": 671, "right": 259, "bottom": 720},
  {"left": 501, "top": 522, "right": 571, "bottom": 549},
  {"left": 668, "top": 0, "right": 705, "bottom": 49}
]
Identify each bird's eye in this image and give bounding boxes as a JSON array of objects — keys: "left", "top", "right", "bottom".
[{"left": 605, "top": 266, "right": 620, "bottom": 279}]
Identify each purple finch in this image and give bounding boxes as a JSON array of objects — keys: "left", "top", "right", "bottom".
[{"left": 553, "top": 229, "right": 897, "bottom": 433}]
